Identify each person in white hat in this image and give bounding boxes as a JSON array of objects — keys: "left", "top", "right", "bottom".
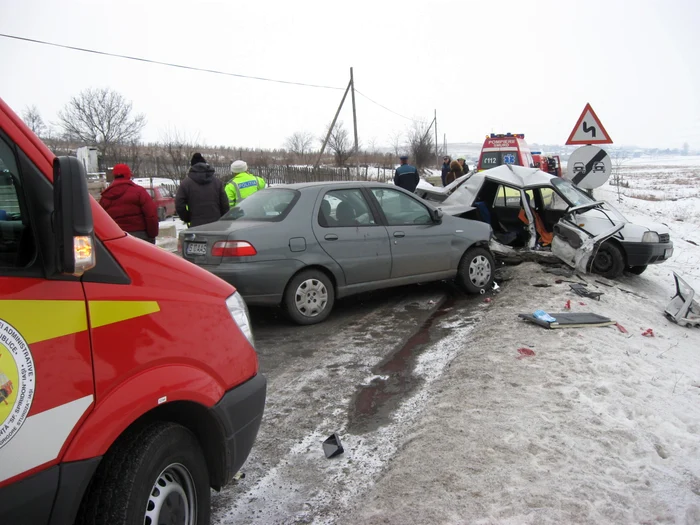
[{"left": 225, "top": 160, "right": 266, "bottom": 207}]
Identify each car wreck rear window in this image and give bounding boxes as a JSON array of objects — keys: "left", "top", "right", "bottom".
[
  {"left": 221, "top": 189, "right": 299, "bottom": 222},
  {"left": 551, "top": 178, "right": 595, "bottom": 207}
]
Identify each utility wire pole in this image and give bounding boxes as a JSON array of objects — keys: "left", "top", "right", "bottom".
[
  {"left": 350, "top": 67, "right": 360, "bottom": 178},
  {"left": 314, "top": 79, "right": 352, "bottom": 168},
  {"left": 434, "top": 109, "right": 438, "bottom": 169}
]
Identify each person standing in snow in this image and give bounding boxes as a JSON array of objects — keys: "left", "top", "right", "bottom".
[
  {"left": 445, "top": 160, "right": 463, "bottom": 185},
  {"left": 99, "top": 163, "right": 159, "bottom": 243},
  {"left": 441, "top": 156, "right": 451, "bottom": 186},
  {"left": 457, "top": 156, "right": 470, "bottom": 174},
  {"left": 225, "top": 160, "right": 266, "bottom": 208},
  {"left": 394, "top": 154, "right": 420, "bottom": 192},
  {"left": 175, "top": 153, "right": 229, "bottom": 227}
]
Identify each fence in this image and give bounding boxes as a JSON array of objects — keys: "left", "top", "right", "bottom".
[{"left": 209, "top": 164, "right": 396, "bottom": 185}]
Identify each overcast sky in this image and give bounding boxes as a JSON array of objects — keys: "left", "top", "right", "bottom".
[{"left": 1, "top": 0, "right": 699, "bottom": 151}]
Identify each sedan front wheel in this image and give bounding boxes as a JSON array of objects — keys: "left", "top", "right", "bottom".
[
  {"left": 457, "top": 247, "right": 495, "bottom": 294},
  {"left": 284, "top": 269, "right": 335, "bottom": 325}
]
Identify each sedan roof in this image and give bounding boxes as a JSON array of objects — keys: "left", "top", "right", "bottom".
[
  {"left": 480, "top": 164, "right": 556, "bottom": 188},
  {"left": 270, "top": 181, "right": 393, "bottom": 190}
]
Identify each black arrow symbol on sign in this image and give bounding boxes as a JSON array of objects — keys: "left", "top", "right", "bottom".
[
  {"left": 572, "top": 149, "right": 608, "bottom": 186},
  {"left": 583, "top": 121, "right": 597, "bottom": 138}
]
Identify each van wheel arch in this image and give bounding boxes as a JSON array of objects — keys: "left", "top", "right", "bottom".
[{"left": 114, "top": 401, "right": 229, "bottom": 490}]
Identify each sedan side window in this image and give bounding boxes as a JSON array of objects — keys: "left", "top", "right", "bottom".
[
  {"left": 319, "top": 189, "right": 376, "bottom": 228},
  {"left": 541, "top": 187, "right": 568, "bottom": 211},
  {"left": 371, "top": 189, "right": 431, "bottom": 226}
]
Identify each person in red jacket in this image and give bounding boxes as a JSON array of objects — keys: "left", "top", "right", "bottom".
[{"left": 99, "top": 163, "right": 159, "bottom": 243}]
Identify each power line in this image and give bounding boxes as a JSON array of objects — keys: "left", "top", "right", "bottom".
[
  {"left": 1, "top": 32, "right": 430, "bottom": 126},
  {"left": 0, "top": 33, "right": 345, "bottom": 91},
  {"left": 355, "top": 89, "right": 427, "bottom": 124}
]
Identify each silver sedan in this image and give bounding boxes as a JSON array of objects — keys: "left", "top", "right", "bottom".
[{"left": 179, "top": 182, "right": 494, "bottom": 325}]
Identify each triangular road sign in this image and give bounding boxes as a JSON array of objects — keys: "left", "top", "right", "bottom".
[{"left": 566, "top": 103, "right": 613, "bottom": 145}]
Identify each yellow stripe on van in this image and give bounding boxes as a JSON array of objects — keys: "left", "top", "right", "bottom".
[
  {"left": 0, "top": 300, "right": 87, "bottom": 344},
  {"left": 88, "top": 301, "right": 160, "bottom": 329}
]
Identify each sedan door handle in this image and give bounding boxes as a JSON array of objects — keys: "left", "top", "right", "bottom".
[
  {"left": 393, "top": 231, "right": 405, "bottom": 238},
  {"left": 324, "top": 234, "right": 339, "bottom": 241}
]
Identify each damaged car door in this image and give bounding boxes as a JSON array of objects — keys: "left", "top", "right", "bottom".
[{"left": 551, "top": 202, "right": 623, "bottom": 273}]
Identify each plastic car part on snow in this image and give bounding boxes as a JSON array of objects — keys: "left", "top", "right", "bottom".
[{"left": 665, "top": 272, "right": 700, "bottom": 327}]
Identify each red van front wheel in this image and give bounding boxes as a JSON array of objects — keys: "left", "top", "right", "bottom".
[{"left": 76, "top": 422, "right": 210, "bottom": 525}]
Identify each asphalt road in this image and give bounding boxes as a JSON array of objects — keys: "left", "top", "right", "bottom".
[{"left": 211, "top": 281, "right": 490, "bottom": 524}]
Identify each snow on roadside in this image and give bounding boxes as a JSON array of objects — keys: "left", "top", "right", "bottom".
[{"left": 342, "top": 261, "right": 700, "bottom": 524}]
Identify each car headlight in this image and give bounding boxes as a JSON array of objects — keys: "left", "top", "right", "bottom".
[
  {"left": 226, "top": 292, "right": 254, "bottom": 347},
  {"left": 642, "top": 231, "right": 659, "bottom": 243}
]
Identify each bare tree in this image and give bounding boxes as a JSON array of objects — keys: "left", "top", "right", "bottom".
[
  {"left": 155, "top": 127, "right": 202, "bottom": 181},
  {"left": 21, "top": 105, "right": 46, "bottom": 137},
  {"left": 58, "top": 88, "right": 146, "bottom": 167},
  {"left": 388, "top": 130, "right": 403, "bottom": 158},
  {"left": 407, "top": 121, "right": 435, "bottom": 170},
  {"left": 285, "top": 131, "right": 314, "bottom": 164},
  {"left": 610, "top": 150, "right": 629, "bottom": 203},
  {"left": 322, "top": 121, "right": 352, "bottom": 167}
]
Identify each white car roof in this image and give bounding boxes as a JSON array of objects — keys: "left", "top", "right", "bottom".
[{"left": 478, "top": 164, "right": 555, "bottom": 188}]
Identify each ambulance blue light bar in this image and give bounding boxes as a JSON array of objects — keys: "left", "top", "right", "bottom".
[{"left": 490, "top": 133, "right": 525, "bottom": 139}]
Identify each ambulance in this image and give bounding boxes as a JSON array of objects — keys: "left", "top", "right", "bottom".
[
  {"left": 477, "top": 133, "right": 534, "bottom": 171},
  {"left": 0, "top": 97, "right": 266, "bottom": 524}
]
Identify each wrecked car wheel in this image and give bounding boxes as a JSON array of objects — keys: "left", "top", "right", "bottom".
[
  {"left": 592, "top": 241, "right": 625, "bottom": 279},
  {"left": 284, "top": 269, "right": 334, "bottom": 325},
  {"left": 457, "top": 247, "right": 494, "bottom": 294},
  {"left": 626, "top": 265, "right": 647, "bottom": 275}
]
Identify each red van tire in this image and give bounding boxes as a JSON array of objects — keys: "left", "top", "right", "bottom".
[{"left": 76, "top": 421, "right": 210, "bottom": 525}]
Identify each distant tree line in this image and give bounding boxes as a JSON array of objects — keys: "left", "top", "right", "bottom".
[{"left": 21, "top": 87, "right": 448, "bottom": 181}]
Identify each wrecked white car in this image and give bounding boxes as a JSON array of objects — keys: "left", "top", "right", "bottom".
[{"left": 416, "top": 164, "right": 674, "bottom": 279}]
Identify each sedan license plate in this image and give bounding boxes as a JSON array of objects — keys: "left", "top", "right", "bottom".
[{"left": 186, "top": 242, "right": 207, "bottom": 256}]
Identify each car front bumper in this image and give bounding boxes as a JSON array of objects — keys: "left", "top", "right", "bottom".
[
  {"left": 622, "top": 241, "right": 674, "bottom": 266},
  {"left": 212, "top": 373, "right": 267, "bottom": 484}
]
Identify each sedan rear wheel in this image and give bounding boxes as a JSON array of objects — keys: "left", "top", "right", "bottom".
[{"left": 284, "top": 270, "right": 335, "bottom": 325}]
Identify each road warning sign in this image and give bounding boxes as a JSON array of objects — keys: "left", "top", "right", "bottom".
[
  {"left": 565, "top": 146, "right": 612, "bottom": 189},
  {"left": 566, "top": 103, "right": 613, "bottom": 145}
]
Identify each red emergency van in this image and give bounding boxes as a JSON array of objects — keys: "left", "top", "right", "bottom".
[
  {"left": 0, "top": 97, "right": 266, "bottom": 524},
  {"left": 477, "top": 133, "right": 534, "bottom": 171}
]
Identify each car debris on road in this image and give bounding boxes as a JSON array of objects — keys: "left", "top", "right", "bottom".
[{"left": 665, "top": 272, "right": 700, "bottom": 327}]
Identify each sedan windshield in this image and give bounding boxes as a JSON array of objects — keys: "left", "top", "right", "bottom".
[
  {"left": 551, "top": 178, "right": 596, "bottom": 207},
  {"left": 221, "top": 189, "right": 298, "bottom": 221}
]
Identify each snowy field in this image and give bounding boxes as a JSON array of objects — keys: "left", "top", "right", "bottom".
[{"left": 340, "top": 158, "right": 700, "bottom": 524}]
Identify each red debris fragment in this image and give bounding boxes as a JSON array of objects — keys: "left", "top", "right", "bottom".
[
  {"left": 484, "top": 297, "right": 492, "bottom": 303},
  {"left": 565, "top": 300, "right": 571, "bottom": 310},
  {"left": 579, "top": 302, "right": 586, "bottom": 306},
  {"left": 517, "top": 347, "right": 536, "bottom": 357},
  {"left": 642, "top": 328, "right": 655, "bottom": 338},
  {"left": 615, "top": 322, "right": 628, "bottom": 334}
]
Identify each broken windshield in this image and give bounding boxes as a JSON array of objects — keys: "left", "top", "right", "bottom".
[{"left": 551, "top": 178, "right": 596, "bottom": 207}]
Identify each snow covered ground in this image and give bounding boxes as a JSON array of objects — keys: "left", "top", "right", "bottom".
[{"left": 338, "top": 161, "right": 700, "bottom": 524}]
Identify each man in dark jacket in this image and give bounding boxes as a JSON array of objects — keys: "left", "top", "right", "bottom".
[
  {"left": 441, "top": 156, "right": 451, "bottom": 186},
  {"left": 99, "top": 163, "right": 159, "bottom": 243},
  {"left": 394, "top": 154, "right": 420, "bottom": 193},
  {"left": 176, "top": 153, "right": 229, "bottom": 227}
]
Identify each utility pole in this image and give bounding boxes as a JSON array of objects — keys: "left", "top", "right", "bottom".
[
  {"left": 314, "top": 79, "right": 352, "bottom": 168},
  {"left": 350, "top": 67, "right": 360, "bottom": 178},
  {"left": 434, "top": 109, "right": 439, "bottom": 169}
]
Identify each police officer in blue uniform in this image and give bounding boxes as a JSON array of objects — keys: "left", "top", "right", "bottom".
[{"left": 394, "top": 154, "right": 420, "bottom": 192}]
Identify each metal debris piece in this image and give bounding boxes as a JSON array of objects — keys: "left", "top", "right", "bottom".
[
  {"left": 665, "top": 272, "right": 700, "bottom": 328},
  {"left": 323, "top": 433, "right": 344, "bottom": 458},
  {"left": 570, "top": 283, "right": 603, "bottom": 301}
]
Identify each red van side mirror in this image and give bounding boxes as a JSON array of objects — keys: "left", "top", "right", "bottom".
[{"left": 53, "top": 156, "right": 96, "bottom": 276}]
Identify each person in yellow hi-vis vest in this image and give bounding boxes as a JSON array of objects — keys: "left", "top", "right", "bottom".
[{"left": 226, "top": 160, "right": 266, "bottom": 207}]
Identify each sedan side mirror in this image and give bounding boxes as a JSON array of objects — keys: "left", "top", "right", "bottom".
[
  {"left": 432, "top": 208, "right": 444, "bottom": 223},
  {"left": 53, "top": 156, "right": 96, "bottom": 276}
]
